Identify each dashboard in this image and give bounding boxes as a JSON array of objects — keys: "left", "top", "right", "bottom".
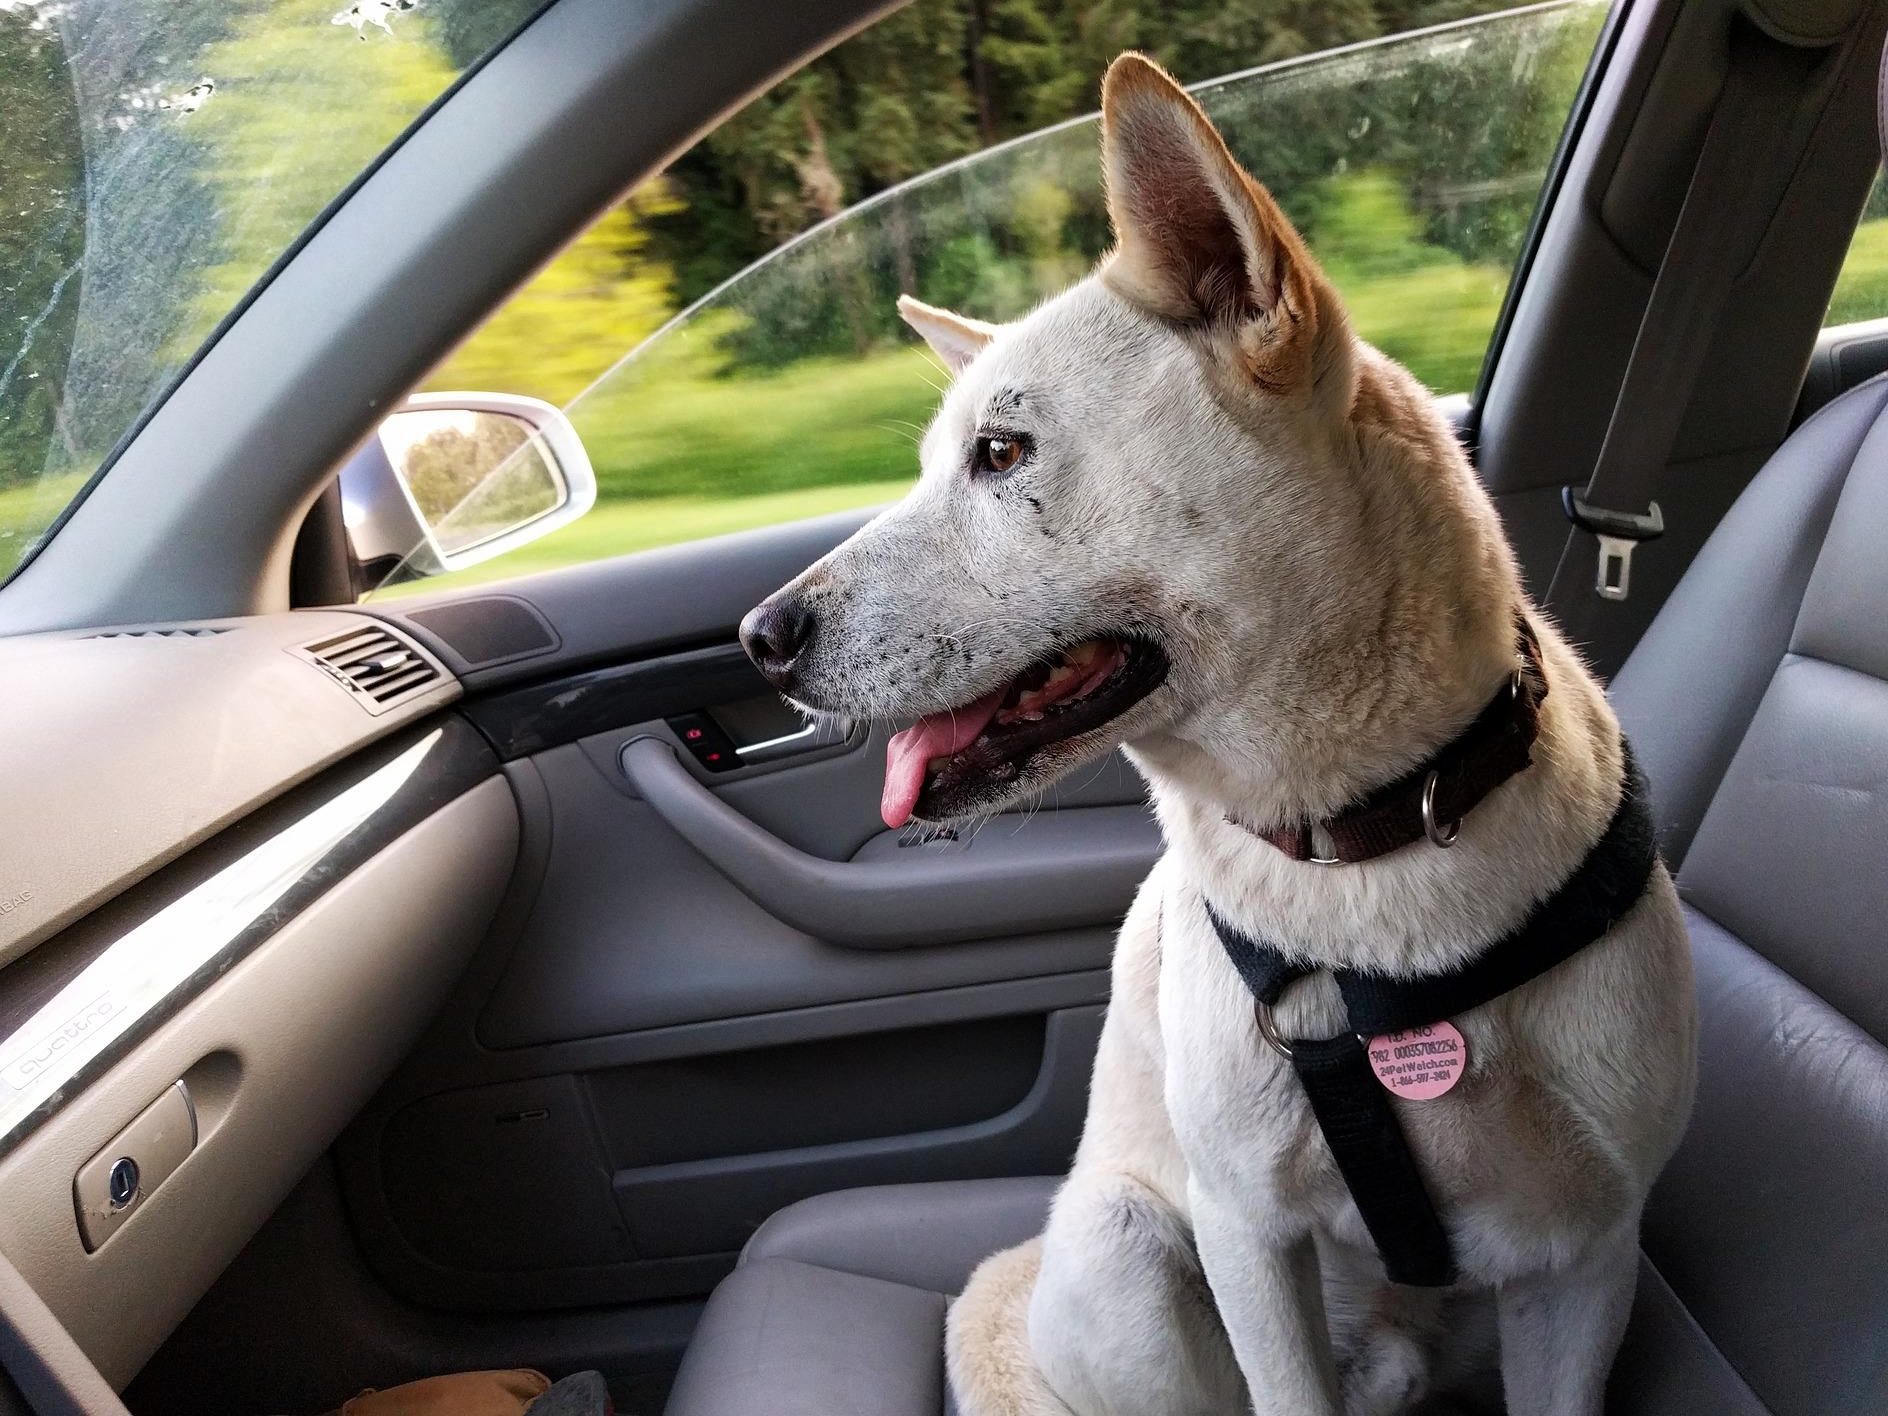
[{"left": 0, "top": 611, "right": 519, "bottom": 1390}]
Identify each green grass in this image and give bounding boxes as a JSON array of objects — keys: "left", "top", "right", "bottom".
[
  {"left": 0, "top": 469, "right": 86, "bottom": 580},
  {"left": 370, "top": 477, "right": 914, "bottom": 599},
  {"left": 1827, "top": 217, "right": 1888, "bottom": 327},
  {"left": 1340, "top": 260, "right": 1511, "bottom": 397},
  {"left": 570, "top": 339, "right": 946, "bottom": 503}
]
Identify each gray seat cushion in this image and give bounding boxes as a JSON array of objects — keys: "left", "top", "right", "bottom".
[
  {"left": 664, "top": 1179, "right": 1055, "bottom": 1416},
  {"left": 739, "top": 1176, "right": 1062, "bottom": 1294},
  {"left": 1608, "top": 908, "right": 1888, "bottom": 1414},
  {"left": 665, "top": 1259, "right": 951, "bottom": 1416},
  {"left": 1606, "top": 375, "right": 1888, "bottom": 1414}
]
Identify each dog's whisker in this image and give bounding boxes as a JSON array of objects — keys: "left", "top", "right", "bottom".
[
  {"left": 1068, "top": 756, "right": 1113, "bottom": 797},
  {"left": 933, "top": 613, "right": 1058, "bottom": 647},
  {"left": 912, "top": 347, "right": 952, "bottom": 382}
]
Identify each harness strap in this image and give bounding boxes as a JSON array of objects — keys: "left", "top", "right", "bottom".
[
  {"left": 1292, "top": 1034, "right": 1459, "bottom": 1286},
  {"left": 1206, "top": 745, "right": 1658, "bottom": 1286}
]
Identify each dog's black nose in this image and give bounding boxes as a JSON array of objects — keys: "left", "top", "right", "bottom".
[{"left": 740, "top": 596, "right": 815, "bottom": 687}]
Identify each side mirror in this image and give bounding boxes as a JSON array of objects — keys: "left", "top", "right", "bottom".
[{"left": 340, "top": 391, "right": 596, "bottom": 592}]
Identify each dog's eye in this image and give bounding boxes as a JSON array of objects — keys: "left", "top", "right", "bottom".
[{"left": 973, "top": 434, "right": 1026, "bottom": 477}]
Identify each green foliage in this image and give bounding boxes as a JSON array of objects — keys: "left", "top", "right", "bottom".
[
  {"left": 1827, "top": 215, "right": 1888, "bottom": 328},
  {"left": 635, "top": 0, "right": 1582, "bottom": 315},
  {"left": 0, "top": 0, "right": 542, "bottom": 568},
  {"left": 0, "top": 8, "right": 85, "bottom": 487},
  {"left": 425, "top": 191, "right": 684, "bottom": 406},
  {"left": 181, "top": 1, "right": 462, "bottom": 353}
]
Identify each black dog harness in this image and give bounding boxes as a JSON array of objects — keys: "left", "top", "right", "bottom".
[{"left": 1205, "top": 643, "right": 1659, "bottom": 1286}]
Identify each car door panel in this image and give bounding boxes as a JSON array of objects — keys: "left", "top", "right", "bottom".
[
  {"left": 605, "top": 1005, "right": 1101, "bottom": 1262},
  {"left": 477, "top": 738, "right": 1127, "bottom": 1048}
]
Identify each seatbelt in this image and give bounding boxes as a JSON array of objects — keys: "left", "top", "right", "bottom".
[{"left": 1548, "top": 24, "right": 1806, "bottom": 622}]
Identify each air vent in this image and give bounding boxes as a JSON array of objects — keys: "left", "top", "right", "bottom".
[
  {"left": 86, "top": 627, "right": 229, "bottom": 639},
  {"left": 297, "top": 623, "right": 443, "bottom": 714}
]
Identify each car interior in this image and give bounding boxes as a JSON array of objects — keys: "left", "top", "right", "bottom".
[{"left": 1, "top": 0, "right": 1887, "bottom": 1412}]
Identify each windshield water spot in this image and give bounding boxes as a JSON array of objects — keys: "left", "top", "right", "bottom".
[
  {"left": 331, "top": 0, "right": 418, "bottom": 41},
  {"left": 157, "top": 78, "right": 214, "bottom": 115}
]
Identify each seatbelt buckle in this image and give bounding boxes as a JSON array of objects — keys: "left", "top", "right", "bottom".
[{"left": 1561, "top": 488, "right": 1664, "bottom": 602}]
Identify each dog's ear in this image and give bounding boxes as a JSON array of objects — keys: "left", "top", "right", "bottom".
[
  {"left": 897, "top": 294, "right": 999, "bottom": 375},
  {"left": 1099, "top": 52, "right": 1339, "bottom": 391}
]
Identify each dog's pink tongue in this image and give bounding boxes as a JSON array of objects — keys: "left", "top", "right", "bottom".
[{"left": 882, "top": 688, "right": 1005, "bottom": 828}]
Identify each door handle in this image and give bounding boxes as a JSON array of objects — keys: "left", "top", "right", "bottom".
[
  {"left": 665, "top": 709, "right": 847, "bottom": 772},
  {"left": 734, "top": 720, "right": 822, "bottom": 758},
  {"left": 619, "top": 738, "right": 1159, "bottom": 949}
]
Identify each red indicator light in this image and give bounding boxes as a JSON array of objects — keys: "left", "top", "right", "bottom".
[{"left": 684, "top": 727, "right": 704, "bottom": 741}]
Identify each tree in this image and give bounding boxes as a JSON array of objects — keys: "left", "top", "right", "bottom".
[
  {"left": 0, "top": 6, "right": 85, "bottom": 485},
  {"left": 425, "top": 187, "right": 683, "bottom": 407}
]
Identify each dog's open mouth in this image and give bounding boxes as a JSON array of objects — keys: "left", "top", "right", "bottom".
[{"left": 881, "top": 637, "right": 1168, "bottom": 827}]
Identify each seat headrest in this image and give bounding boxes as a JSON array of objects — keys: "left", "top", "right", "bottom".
[{"left": 1742, "top": 0, "right": 1870, "bottom": 47}]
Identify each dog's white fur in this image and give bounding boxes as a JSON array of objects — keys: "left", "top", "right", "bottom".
[{"left": 754, "top": 54, "right": 1696, "bottom": 1416}]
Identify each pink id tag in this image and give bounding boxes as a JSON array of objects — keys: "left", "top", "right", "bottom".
[{"left": 1367, "top": 1021, "right": 1467, "bottom": 1099}]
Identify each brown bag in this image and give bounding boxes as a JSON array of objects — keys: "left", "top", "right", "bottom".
[{"left": 335, "top": 1369, "right": 553, "bottom": 1416}]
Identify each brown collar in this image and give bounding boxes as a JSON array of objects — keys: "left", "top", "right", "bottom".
[{"left": 1229, "top": 618, "right": 1547, "bottom": 865}]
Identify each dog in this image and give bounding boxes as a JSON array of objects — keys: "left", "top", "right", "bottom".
[{"left": 738, "top": 52, "right": 1696, "bottom": 1416}]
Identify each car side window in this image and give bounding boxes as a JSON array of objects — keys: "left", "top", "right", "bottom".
[
  {"left": 367, "top": 0, "right": 1610, "bottom": 600},
  {"left": 1827, "top": 170, "right": 1888, "bottom": 326}
]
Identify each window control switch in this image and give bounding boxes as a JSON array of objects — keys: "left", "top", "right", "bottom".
[{"left": 667, "top": 713, "right": 739, "bottom": 771}]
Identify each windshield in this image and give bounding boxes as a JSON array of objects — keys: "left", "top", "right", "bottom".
[{"left": 0, "top": 0, "right": 547, "bottom": 582}]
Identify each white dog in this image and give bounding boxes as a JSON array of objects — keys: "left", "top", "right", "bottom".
[{"left": 739, "top": 53, "right": 1696, "bottom": 1416}]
